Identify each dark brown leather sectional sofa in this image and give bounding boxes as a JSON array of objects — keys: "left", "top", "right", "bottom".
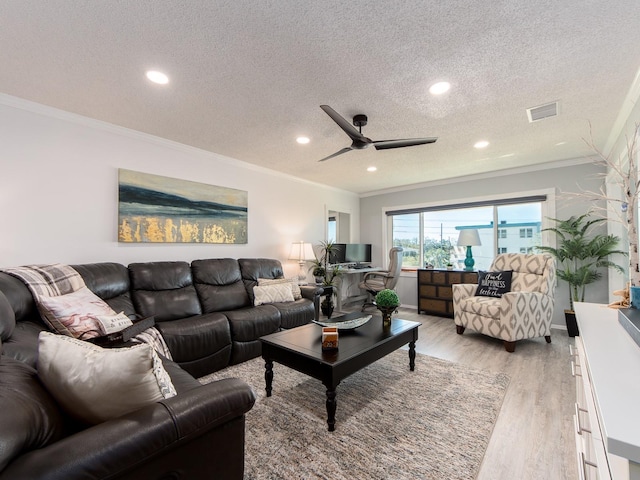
[{"left": 0, "top": 257, "right": 321, "bottom": 479}]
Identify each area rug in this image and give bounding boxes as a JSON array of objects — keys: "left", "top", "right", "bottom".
[{"left": 200, "top": 351, "right": 510, "bottom": 480}]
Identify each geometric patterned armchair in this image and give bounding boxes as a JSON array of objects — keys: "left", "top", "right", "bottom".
[{"left": 452, "top": 253, "right": 556, "bottom": 352}]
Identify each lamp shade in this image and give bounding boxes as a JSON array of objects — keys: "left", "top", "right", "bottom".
[
  {"left": 288, "top": 242, "right": 315, "bottom": 262},
  {"left": 457, "top": 229, "right": 481, "bottom": 247}
]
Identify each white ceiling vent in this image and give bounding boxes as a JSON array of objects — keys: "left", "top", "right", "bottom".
[{"left": 526, "top": 101, "right": 559, "bottom": 122}]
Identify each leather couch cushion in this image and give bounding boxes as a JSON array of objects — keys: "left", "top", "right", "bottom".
[
  {"left": 73, "top": 263, "right": 137, "bottom": 317},
  {"left": 0, "top": 272, "right": 40, "bottom": 323},
  {"left": 224, "top": 305, "right": 280, "bottom": 342},
  {"left": 72, "top": 263, "right": 129, "bottom": 301},
  {"left": 154, "top": 312, "right": 231, "bottom": 365},
  {"left": 0, "top": 290, "right": 15, "bottom": 343},
  {"left": 0, "top": 356, "right": 64, "bottom": 471},
  {"left": 37, "top": 332, "right": 177, "bottom": 425},
  {"left": 272, "top": 299, "right": 315, "bottom": 329},
  {"left": 129, "top": 261, "right": 193, "bottom": 291},
  {"left": 238, "top": 258, "right": 285, "bottom": 304},
  {"left": 2, "top": 320, "right": 47, "bottom": 368},
  {"left": 129, "top": 262, "right": 202, "bottom": 321},
  {"left": 192, "top": 259, "right": 251, "bottom": 312}
]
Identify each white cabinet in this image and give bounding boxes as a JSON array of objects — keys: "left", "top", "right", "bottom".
[
  {"left": 573, "top": 303, "right": 640, "bottom": 480},
  {"left": 572, "top": 339, "right": 612, "bottom": 479}
]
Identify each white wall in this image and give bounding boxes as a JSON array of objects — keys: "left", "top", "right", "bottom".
[
  {"left": 602, "top": 70, "right": 640, "bottom": 294},
  {"left": 0, "top": 95, "right": 360, "bottom": 279},
  {"left": 358, "top": 162, "right": 610, "bottom": 327}
]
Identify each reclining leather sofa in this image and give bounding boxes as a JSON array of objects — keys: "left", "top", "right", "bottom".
[{"left": 0, "top": 257, "right": 320, "bottom": 479}]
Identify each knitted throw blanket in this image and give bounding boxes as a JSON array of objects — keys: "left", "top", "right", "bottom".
[{"left": 3, "top": 264, "right": 172, "bottom": 359}]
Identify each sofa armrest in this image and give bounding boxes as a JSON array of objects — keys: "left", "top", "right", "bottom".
[
  {"left": 0, "top": 378, "right": 256, "bottom": 480},
  {"left": 500, "top": 291, "right": 555, "bottom": 340},
  {"left": 452, "top": 283, "right": 477, "bottom": 300},
  {"left": 299, "top": 285, "right": 323, "bottom": 301},
  {"left": 300, "top": 285, "right": 323, "bottom": 321}
]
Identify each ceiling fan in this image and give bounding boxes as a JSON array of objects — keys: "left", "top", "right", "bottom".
[{"left": 318, "top": 105, "right": 437, "bottom": 162}]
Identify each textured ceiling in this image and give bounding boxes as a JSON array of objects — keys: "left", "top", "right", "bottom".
[{"left": 2, "top": 1, "right": 640, "bottom": 194}]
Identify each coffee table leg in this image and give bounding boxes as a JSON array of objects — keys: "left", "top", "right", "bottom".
[
  {"left": 409, "top": 341, "right": 416, "bottom": 371},
  {"left": 264, "top": 360, "right": 273, "bottom": 397},
  {"left": 324, "top": 384, "right": 337, "bottom": 432}
]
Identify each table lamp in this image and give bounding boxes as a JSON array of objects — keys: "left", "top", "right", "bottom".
[
  {"left": 288, "top": 241, "right": 315, "bottom": 284},
  {"left": 457, "top": 229, "right": 481, "bottom": 271}
]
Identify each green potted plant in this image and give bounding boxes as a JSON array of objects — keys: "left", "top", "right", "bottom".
[
  {"left": 312, "top": 241, "right": 343, "bottom": 317},
  {"left": 309, "top": 259, "right": 325, "bottom": 284},
  {"left": 375, "top": 288, "right": 400, "bottom": 328},
  {"left": 537, "top": 214, "right": 625, "bottom": 336}
]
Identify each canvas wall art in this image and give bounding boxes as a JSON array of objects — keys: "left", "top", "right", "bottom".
[{"left": 118, "top": 169, "right": 248, "bottom": 244}]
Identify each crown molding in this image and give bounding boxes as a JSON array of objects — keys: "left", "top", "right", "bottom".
[
  {"left": 359, "top": 156, "right": 594, "bottom": 198},
  {"left": 0, "top": 93, "right": 357, "bottom": 197}
]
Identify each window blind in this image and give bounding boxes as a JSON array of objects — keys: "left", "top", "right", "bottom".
[{"left": 385, "top": 195, "right": 547, "bottom": 216}]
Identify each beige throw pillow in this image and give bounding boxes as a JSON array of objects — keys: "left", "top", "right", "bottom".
[
  {"left": 253, "top": 283, "right": 295, "bottom": 306},
  {"left": 37, "top": 332, "right": 177, "bottom": 424},
  {"left": 258, "top": 277, "right": 302, "bottom": 299}
]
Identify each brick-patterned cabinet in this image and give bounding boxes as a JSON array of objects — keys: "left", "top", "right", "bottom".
[{"left": 417, "top": 269, "right": 478, "bottom": 318}]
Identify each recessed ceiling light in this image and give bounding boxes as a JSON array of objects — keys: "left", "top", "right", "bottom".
[
  {"left": 146, "top": 70, "right": 169, "bottom": 85},
  {"left": 474, "top": 140, "right": 490, "bottom": 149},
  {"left": 296, "top": 136, "right": 310, "bottom": 144},
  {"left": 429, "top": 81, "right": 451, "bottom": 95},
  {"left": 367, "top": 166, "right": 377, "bottom": 172}
]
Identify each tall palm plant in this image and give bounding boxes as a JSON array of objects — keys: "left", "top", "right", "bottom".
[{"left": 537, "top": 214, "right": 626, "bottom": 311}]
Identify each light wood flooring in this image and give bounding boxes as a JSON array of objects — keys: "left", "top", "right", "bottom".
[{"left": 338, "top": 306, "right": 577, "bottom": 480}]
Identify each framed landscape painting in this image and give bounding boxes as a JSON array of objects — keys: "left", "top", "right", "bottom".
[{"left": 118, "top": 169, "right": 248, "bottom": 244}]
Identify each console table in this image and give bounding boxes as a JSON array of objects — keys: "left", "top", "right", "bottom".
[
  {"left": 417, "top": 269, "right": 478, "bottom": 318},
  {"left": 573, "top": 302, "right": 640, "bottom": 480}
]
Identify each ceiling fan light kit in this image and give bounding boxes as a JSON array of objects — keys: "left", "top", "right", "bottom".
[{"left": 318, "top": 105, "right": 437, "bottom": 162}]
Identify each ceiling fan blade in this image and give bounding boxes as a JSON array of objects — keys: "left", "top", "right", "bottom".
[
  {"left": 373, "top": 137, "right": 438, "bottom": 150},
  {"left": 320, "top": 105, "right": 367, "bottom": 143},
  {"left": 318, "top": 147, "right": 353, "bottom": 162}
]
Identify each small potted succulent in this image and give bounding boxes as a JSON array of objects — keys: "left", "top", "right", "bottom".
[{"left": 375, "top": 289, "right": 400, "bottom": 328}]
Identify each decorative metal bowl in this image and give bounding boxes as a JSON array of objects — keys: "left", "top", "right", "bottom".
[{"left": 313, "top": 315, "right": 372, "bottom": 330}]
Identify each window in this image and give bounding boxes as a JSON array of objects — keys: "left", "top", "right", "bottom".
[
  {"left": 519, "top": 227, "right": 533, "bottom": 238},
  {"left": 387, "top": 195, "right": 547, "bottom": 271},
  {"left": 327, "top": 216, "right": 337, "bottom": 242}
]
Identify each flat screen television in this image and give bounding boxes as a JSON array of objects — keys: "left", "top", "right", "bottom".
[
  {"left": 345, "top": 244, "right": 372, "bottom": 264},
  {"left": 329, "top": 243, "right": 346, "bottom": 265}
]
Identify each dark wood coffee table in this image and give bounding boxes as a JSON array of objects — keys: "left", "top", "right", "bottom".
[{"left": 260, "top": 313, "right": 421, "bottom": 431}]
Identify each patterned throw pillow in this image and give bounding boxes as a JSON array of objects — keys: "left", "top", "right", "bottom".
[
  {"left": 37, "top": 332, "right": 177, "bottom": 425},
  {"left": 253, "top": 283, "right": 295, "bottom": 306},
  {"left": 258, "top": 277, "right": 302, "bottom": 299},
  {"left": 36, "top": 286, "right": 117, "bottom": 339},
  {"left": 475, "top": 271, "right": 513, "bottom": 298}
]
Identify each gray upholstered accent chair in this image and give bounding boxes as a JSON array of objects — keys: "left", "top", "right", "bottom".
[
  {"left": 452, "top": 253, "right": 556, "bottom": 352},
  {"left": 359, "top": 247, "right": 403, "bottom": 311}
]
